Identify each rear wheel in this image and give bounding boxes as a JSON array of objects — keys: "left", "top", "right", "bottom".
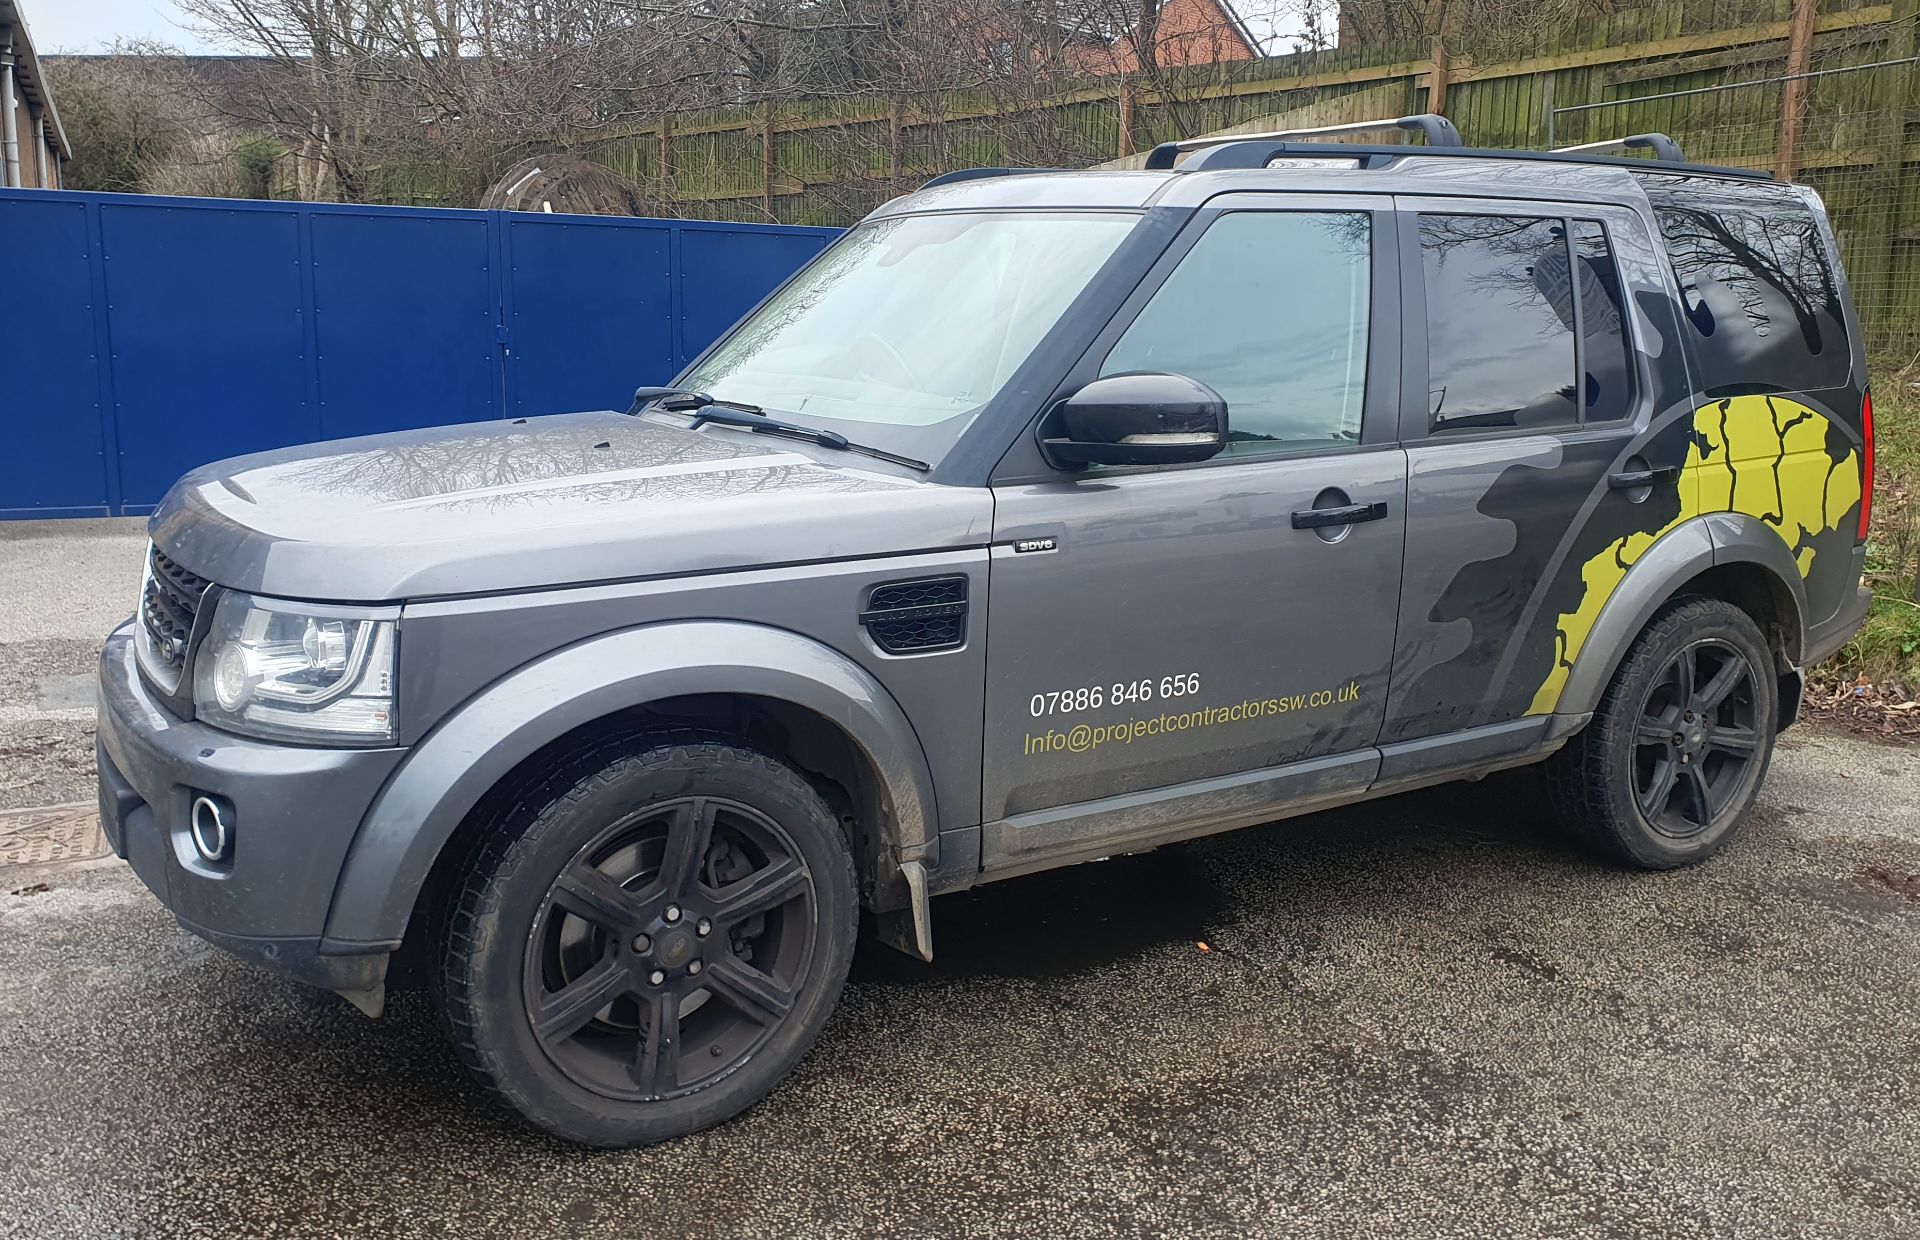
[
  {"left": 1545, "top": 597, "right": 1777, "bottom": 869},
  {"left": 436, "top": 733, "right": 857, "bottom": 1147}
]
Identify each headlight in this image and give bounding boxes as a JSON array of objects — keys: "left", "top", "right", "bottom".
[{"left": 192, "top": 591, "right": 399, "bottom": 744}]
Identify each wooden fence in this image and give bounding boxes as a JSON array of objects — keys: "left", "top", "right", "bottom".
[{"left": 579, "top": 0, "right": 1920, "bottom": 347}]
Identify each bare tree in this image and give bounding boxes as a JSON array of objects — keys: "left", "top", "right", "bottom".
[
  {"left": 46, "top": 41, "right": 256, "bottom": 195},
  {"left": 125, "top": 0, "right": 1267, "bottom": 212},
  {"left": 1282, "top": 0, "right": 1626, "bottom": 57}
]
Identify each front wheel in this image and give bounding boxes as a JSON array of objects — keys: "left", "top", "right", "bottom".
[
  {"left": 436, "top": 733, "right": 858, "bottom": 1147},
  {"left": 1545, "top": 597, "right": 1777, "bottom": 869}
]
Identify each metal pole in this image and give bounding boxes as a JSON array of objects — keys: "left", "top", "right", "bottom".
[
  {"left": 1548, "top": 55, "right": 1920, "bottom": 119},
  {"left": 0, "top": 34, "right": 21, "bottom": 190},
  {"left": 34, "top": 112, "right": 46, "bottom": 187}
]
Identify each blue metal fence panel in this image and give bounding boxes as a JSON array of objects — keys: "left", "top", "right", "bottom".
[
  {"left": 309, "top": 208, "right": 502, "bottom": 440},
  {"left": 0, "top": 196, "right": 111, "bottom": 516},
  {"left": 500, "top": 215, "right": 833, "bottom": 422},
  {"left": 677, "top": 224, "right": 835, "bottom": 367},
  {"left": 100, "top": 200, "right": 316, "bottom": 514},
  {"left": 0, "top": 189, "right": 839, "bottom": 518},
  {"left": 502, "top": 213, "right": 675, "bottom": 420}
]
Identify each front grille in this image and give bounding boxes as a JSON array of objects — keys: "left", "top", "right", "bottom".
[
  {"left": 860, "top": 575, "right": 969, "bottom": 655},
  {"left": 139, "top": 547, "right": 210, "bottom": 685}
]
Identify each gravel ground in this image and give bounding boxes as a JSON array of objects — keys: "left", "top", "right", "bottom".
[
  {"left": 3, "top": 519, "right": 1919, "bottom": 1238},
  {"left": 0, "top": 518, "right": 146, "bottom": 809}
]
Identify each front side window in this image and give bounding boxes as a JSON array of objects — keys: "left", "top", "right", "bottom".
[
  {"left": 1422, "top": 214, "right": 1578, "bottom": 434},
  {"left": 683, "top": 211, "right": 1136, "bottom": 464},
  {"left": 1101, "top": 210, "right": 1371, "bottom": 458}
]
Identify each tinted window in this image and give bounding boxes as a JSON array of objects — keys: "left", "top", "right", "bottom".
[
  {"left": 1644, "top": 178, "right": 1850, "bottom": 395},
  {"left": 1575, "top": 220, "right": 1635, "bottom": 423},
  {"left": 1422, "top": 214, "right": 1577, "bottom": 433},
  {"left": 1103, "top": 211, "right": 1369, "bottom": 458}
]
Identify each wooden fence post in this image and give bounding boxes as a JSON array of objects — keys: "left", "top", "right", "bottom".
[
  {"left": 888, "top": 95, "right": 905, "bottom": 192},
  {"left": 761, "top": 100, "right": 776, "bottom": 222},
  {"left": 1775, "top": 0, "right": 1820, "bottom": 180},
  {"left": 658, "top": 114, "right": 675, "bottom": 204},
  {"left": 1538, "top": 71, "right": 1556, "bottom": 149},
  {"left": 1429, "top": 36, "right": 1451, "bottom": 115}
]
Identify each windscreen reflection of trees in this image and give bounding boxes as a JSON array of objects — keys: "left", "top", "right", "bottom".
[
  {"left": 1420, "top": 215, "right": 1579, "bottom": 433},
  {"left": 271, "top": 421, "right": 796, "bottom": 508},
  {"left": 683, "top": 214, "right": 1135, "bottom": 427},
  {"left": 1101, "top": 212, "right": 1369, "bottom": 456},
  {"left": 1652, "top": 185, "right": 1848, "bottom": 396},
  {"left": 269, "top": 419, "right": 907, "bottom": 511}
]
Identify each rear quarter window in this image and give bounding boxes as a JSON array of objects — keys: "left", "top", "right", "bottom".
[{"left": 1643, "top": 177, "right": 1851, "bottom": 396}]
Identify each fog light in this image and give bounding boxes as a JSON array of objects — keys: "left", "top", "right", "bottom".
[{"left": 189, "top": 795, "right": 232, "bottom": 863}]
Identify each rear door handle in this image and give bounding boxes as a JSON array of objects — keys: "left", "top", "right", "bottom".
[
  {"left": 1608, "top": 465, "right": 1678, "bottom": 490},
  {"left": 1291, "top": 501, "right": 1389, "bottom": 530}
]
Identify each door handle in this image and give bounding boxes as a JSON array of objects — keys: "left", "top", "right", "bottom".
[
  {"left": 1608, "top": 465, "right": 1678, "bottom": 490},
  {"left": 1291, "top": 501, "right": 1389, "bottom": 530}
]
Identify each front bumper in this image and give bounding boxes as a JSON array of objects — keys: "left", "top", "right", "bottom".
[{"left": 95, "top": 625, "right": 407, "bottom": 995}]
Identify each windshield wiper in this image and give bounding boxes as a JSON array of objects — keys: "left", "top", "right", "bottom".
[
  {"left": 626, "top": 386, "right": 928, "bottom": 471},
  {"left": 686, "top": 407, "right": 929, "bottom": 471},
  {"left": 625, "top": 386, "right": 764, "bottom": 416}
]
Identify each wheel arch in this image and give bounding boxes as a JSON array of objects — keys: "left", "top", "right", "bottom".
[
  {"left": 1555, "top": 516, "right": 1808, "bottom": 720},
  {"left": 320, "top": 621, "right": 940, "bottom": 953}
]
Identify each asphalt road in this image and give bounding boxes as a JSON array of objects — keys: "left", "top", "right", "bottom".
[{"left": 4, "top": 520, "right": 1920, "bottom": 1238}]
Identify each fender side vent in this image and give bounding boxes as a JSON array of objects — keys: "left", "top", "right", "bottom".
[{"left": 861, "top": 576, "right": 968, "bottom": 654}]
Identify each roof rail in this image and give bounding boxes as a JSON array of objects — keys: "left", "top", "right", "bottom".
[
  {"left": 1551, "top": 133, "right": 1686, "bottom": 163},
  {"left": 1144, "top": 113, "right": 1461, "bottom": 170}
]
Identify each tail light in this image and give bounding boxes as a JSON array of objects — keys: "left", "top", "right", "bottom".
[{"left": 1859, "top": 388, "right": 1875, "bottom": 543}]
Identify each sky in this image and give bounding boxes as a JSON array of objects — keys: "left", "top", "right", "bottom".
[{"left": 20, "top": 0, "right": 221, "bottom": 53}]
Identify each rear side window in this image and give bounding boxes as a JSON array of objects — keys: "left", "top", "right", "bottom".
[
  {"left": 1645, "top": 179, "right": 1850, "bottom": 395},
  {"left": 1421, "top": 215, "right": 1578, "bottom": 433}
]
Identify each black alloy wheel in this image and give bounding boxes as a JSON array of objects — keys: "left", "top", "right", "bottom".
[
  {"left": 1630, "top": 638, "right": 1764, "bottom": 839},
  {"left": 523, "top": 795, "right": 815, "bottom": 1101},
  {"left": 437, "top": 733, "right": 858, "bottom": 1147},
  {"left": 1544, "top": 596, "right": 1778, "bottom": 869}
]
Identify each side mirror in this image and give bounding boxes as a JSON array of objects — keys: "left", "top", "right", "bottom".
[{"left": 1039, "top": 372, "right": 1228, "bottom": 468}]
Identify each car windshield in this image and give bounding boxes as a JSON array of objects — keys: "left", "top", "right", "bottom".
[{"left": 679, "top": 211, "right": 1137, "bottom": 464}]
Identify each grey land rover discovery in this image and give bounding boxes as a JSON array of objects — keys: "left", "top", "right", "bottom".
[{"left": 97, "top": 116, "right": 1876, "bottom": 1146}]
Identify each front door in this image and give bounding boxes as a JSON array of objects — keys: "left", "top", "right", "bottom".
[{"left": 981, "top": 197, "right": 1408, "bottom": 861}]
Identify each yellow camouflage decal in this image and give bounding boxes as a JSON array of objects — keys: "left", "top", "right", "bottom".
[{"left": 1527, "top": 395, "right": 1862, "bottom": 715}]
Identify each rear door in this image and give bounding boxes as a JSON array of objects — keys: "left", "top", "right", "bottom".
[{"left": 1383, "top": 196, "right": 1665, "bottom": 745}]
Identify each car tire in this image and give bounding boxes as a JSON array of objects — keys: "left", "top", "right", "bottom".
[
  {"left": 1544, "top": 596, "right": 1778, "bottom": 869},
  {"left": 435, "top": 731, "right": 858, "bottom": 1147}
]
